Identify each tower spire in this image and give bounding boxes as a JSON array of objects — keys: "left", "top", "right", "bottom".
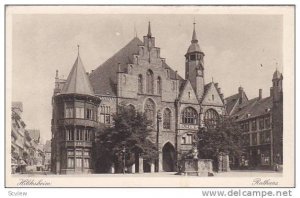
[
  {"left": 147, "top": 21, "right": 152, "bottom": 38},
  {"left": 192, "top": 20, "right": 198, "bottom": 43}
]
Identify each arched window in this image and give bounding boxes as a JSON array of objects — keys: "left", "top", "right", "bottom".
[
  {"left": 181, "top": 107, "right": 198, "bottom": 125},
  {"left": 204, "top": 109, "right": 219, "bottom": 128},
  {"left": 146, "top": 70, "right": 154, "bottom": 94},
  {"left": 138, "top": 74, "right": 143, "bottom": 93},
  {"left": 144, "top": 99, "right": 155, "bottom": 125},
  {"left": 157, "top": 76, "right": 162, "bottom": 95},
  {"left": 163, "top": 108, "right": 171, "bottom": 129}
]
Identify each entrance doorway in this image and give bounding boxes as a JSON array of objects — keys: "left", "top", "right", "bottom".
[{"left": 162, "top": 142, "right": 175, "bottom": 172}]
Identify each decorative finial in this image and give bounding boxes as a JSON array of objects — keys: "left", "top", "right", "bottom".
[
  {"left": 212, "top": 77, "right": 214, "bottom": 82},
  {"left": 147, "top": 21, "right": 152, "bottom": 38},
  {"left": 77, "top": 44, "right": 80, "bottom": 56},
  {"left": 192, "top": 19, "right": 198, "bottom": 43},
  {"left": 55, "top": 70, "right": 58, "bottom": 78}
]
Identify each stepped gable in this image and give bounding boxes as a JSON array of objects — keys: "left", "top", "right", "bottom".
[{"left": 89, "top": 37, "right": 183, "bottom": 96}]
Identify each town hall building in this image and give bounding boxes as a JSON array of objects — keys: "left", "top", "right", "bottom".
[{"left": 51, "top": 22, "right": 226, "bottom": 174}]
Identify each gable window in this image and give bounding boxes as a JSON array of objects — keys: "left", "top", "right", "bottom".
[
  {"left": 144, "top": 99, "right": 155, "bottom": 125},
  {"left": 157, "top": 77, "right": 162, "bottom": 95},
  {"left": 204, "top": 109, "right": 219, "bottom": 128},
  {"left": 181, "top": 107, "right": 198, "bottom": 125},
  {"left": 146, "top": 69, "right": 154, "bottom": 94},
  {"left": 163, "top": 108, "right": 171, "bottom": 129},
  {"left": 138, "top": 74, "right": 143, "bottom": 93}
]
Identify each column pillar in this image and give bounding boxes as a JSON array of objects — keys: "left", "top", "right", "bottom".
[
  {"left": 138, "top": 156, "right": 143, "bottom": 173},
  {"left": 150, "top": 162, "right": 155, "bottom": 173},
  {"left": 158, "top": 152, "right": 163, "bottom": 172},
  {"left": 109, "top": 164, "right": 115, "bottom": 174}
]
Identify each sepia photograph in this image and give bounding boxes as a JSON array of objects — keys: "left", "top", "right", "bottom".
[{"left": 5, "top": 5, "right": 295, "bottom": 187}]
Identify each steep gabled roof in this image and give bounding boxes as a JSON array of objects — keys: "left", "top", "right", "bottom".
[
  {"left": 89, "top": 37, "right": 183, "bottom": 96},
  {"left": 89, "top": 37, "right": 143, "bottom": 96},
  {"left": 231, "top": 96, "right": 273, "bottom": 122},
  {"left": 61, "top": 55, "right": 94, "bottom": 96},
  {"left": 225, "top": 93, "right": 240, "bottom": 114}
]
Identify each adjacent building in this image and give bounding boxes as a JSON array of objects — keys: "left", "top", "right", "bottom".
[
  {"left": 225, "top": 70, "right": 283, "bottom": 169},
  {"left": 11, "top": 102, "right": 46, "bottom": 173},
  {"left": 43, "top": 140, "right": 52, "bottom": 171},
  {"left": 51, "top": 22, "right": 226, "bottom": 174}
]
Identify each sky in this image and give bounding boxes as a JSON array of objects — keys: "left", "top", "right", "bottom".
[{"left": 11, "top": 13, "right": 283, "bottom": 142}]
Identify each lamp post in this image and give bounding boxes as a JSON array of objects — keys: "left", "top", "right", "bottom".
[{"left": 156, "top": 110, "right": 162, "bottom": 172}]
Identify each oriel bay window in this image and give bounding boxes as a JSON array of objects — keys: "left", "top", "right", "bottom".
[
  {"left": 181, "top": 107, "right": 198, "bottom": 125},
  {"left": 86, "top": 108, "right": 93, "bottom": 120},
  {"left": 75, "top": 107, "right": 84, "bottom": 118},
  {"left": 84, "top": 129, "right": 91, "bottom": 141},
  {"left": 66, "top": 129, "right": 74, "bottom": 141},
  {"left": 65, "top": 107, "right": 74, "bottom": 118}
]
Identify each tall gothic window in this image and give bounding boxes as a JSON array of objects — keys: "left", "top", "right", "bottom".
[
  {"left": 204, "top": 109, "right": 219, "bottom": 128},
  {"left": 138, "top": 74, "right": 143, "bottom": 93},
  {"left": 157, "top": 76, "right": 162, "bottom": 95},
  {"left": 146, "top": 70, "right": 154, "bottom": 94},
  {"left": 181, "top": 107, "right": 198, "bottom": 125},
  {"left": 163, "top": 108, "right": 171, "bottom": 129},
  {"left": 144, "top": 99, "right": 155, "bottom": 125}
]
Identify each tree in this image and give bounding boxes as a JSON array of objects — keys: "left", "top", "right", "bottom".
[
  {"left": 95, "top": 105, "right": 158, "bottom": 173},
  {"left": 196, "top": 116, "right": 243, "bottom": 170}
]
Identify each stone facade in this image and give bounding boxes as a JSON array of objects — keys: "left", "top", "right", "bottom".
[{"left": 52, "top": 22, "right": 226, "bottom": 174}]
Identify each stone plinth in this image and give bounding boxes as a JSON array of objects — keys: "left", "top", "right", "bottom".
[{"left": 180, "top": 159, "right": 213, "bottom": 176}]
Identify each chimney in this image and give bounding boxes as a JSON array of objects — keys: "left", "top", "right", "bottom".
[
  {"left": 238, "top": 86, "right": 243, "bottom": 104},
  {"left": 259, "top": 89, "right": 262, "bottom": 100}
]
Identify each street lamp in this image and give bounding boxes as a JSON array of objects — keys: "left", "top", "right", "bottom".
[{"left": 156, "top": 110, "right": 162, "bottom": 172}]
